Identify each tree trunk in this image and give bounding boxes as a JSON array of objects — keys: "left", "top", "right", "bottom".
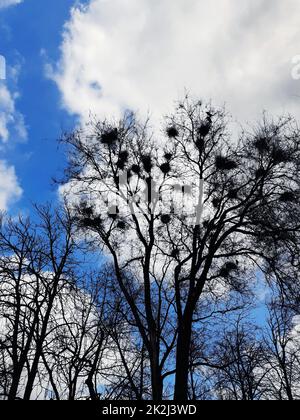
[
  {"left": 150, "top": 355, "right": 163, "bottom": 401},
  {"left": 174, "top": 315, "right": 193, "bottom": 401},
  {"left": 283, "top": 372, "right": 294, "bottom": 401},
  {"left": 23, "top": 288, "right": 58, "bottom": 400},
  {"left": 23, "top": 350, "right": 41, "bottom": 400},
  {"left": 85, "top": 377, "right": 98, "bottom": 401},
  {"left": 85, "top": 338, "right": 104, "bottom": 401},
  {"left": 7, "top": 366, "right": 23, "bottom": 400}
]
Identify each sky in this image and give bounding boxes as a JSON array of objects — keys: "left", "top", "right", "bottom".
[{"left": 1, "top": 0, "right": 300, "bottom": 214}]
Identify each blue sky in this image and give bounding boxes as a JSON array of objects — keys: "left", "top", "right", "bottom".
[
  {"left": 0, "top": 0, "right": 79, "bottom": 212},
  {"left": 1, "top": 0, "right": 300, "bottom": 215}
]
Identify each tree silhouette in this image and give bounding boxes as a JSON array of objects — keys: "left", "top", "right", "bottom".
[{"left": 52, "top": 97, "right": 300, "bottom": 399}]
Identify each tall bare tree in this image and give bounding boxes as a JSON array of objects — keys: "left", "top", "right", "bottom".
[
  {"left": 0, "top": 206, "right": 78, "bottom": 400},
  {"left": 60, "top": 97, "right": 300, "bottom": 400},
  {"left": 0, "top": 206, "right": 151, "bottom": 400}
]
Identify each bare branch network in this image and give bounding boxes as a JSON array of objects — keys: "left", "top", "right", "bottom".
[{"left": 1, "top": 97, "right": 300, "bottom": 400}]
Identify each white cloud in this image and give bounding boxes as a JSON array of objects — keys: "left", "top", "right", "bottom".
[
  {"left": 0, "top": 160, "right": 22, "bottom": 211},
  {"left": 0, "top": 82, "right": 27, "bottom": 143},
  {"left": 0, "top": 0, "right": 22, "bottom": 9},
  {"left": 0, "top": 84, "right": 14, "bottom": 142},
  {"left": 0, "top": 73, "right": 25, "bottom": 211},
  {"left": 52, "top": 0, "right": 300, "bottom": 127},
  {"left": 0, "top": 3, "right": 25, "bottom": 212},
  {"left": 0, "top": 82, "right": 26, "bottom": 143}
]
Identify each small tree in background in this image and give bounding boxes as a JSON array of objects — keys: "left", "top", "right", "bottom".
[{"left": 0, "top": 208, "right": 137, "bottom": 400}]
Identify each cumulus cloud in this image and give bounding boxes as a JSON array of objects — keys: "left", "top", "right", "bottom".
[
  {"left": 0, "top": 0, "right": 22, "bottom": 9},
  {"left": 0, "top": 160, "right": 22, "bottom": 211},
  {"left": 0, "top": 69, "right": 26, "bottom": 210},
  {"left": 0, "top": 82, "right": 27, "bottom": 143},
  {"left": 52, "top": 0, "right": 300, "bottom": 127}
]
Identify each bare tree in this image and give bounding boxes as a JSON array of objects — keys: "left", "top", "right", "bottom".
[
  {"left": 209, "top": 318, "right": 267, "bottom": 400},
  {"left": 2, "top": 97, "right": 299, "bottom": 401},
  {"left": 262, "top": 294, "right": 300, "bottom": 400},
  {"left": 40, "top": 277, "right": 108, "bottom": 400},
  {"left": 0, "top": 205, "right": 78, "bottom": 400},
  {"left": 60, "top": 96, "right": 300, "bottom": 400},
  {"left": 0, "top": 206, "right": 154, "bottom": 400},
  {"left": 43, "top": 270, "right": 136, "bottom": 401},
  {"left": 61, "top": 112, "right": 180, "bottom": 400}
]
